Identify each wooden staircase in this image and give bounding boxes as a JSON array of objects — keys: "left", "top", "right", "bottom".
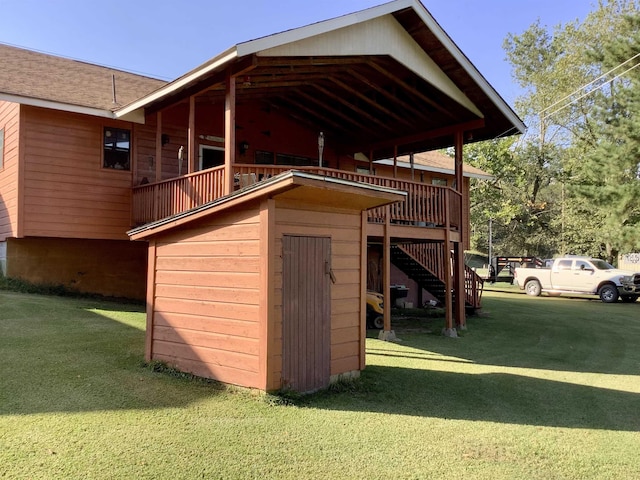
[{"left": 391, "top": 244, "right": 484, "bottom": 310}]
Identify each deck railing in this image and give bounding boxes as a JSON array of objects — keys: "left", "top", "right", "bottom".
[{"left": 132, "top": 164, "right": 462, "bottom": 229}]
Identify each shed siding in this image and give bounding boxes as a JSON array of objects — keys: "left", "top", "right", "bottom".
[
  {"left": 151, "top": 206, "right": 262, "bottom": 388},
  {"left": 21, "top": 106, "right": 133, "bottom": 240},
  {"left": 273, "top": 203, "right": 363, "bottom": 384},
  {"left": 0, "top": 101, "right": 20, "bottom": 240}
]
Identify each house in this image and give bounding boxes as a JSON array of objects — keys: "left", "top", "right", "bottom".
[{"left": 0, "top": 0, "right": 524, "bottom": 392}]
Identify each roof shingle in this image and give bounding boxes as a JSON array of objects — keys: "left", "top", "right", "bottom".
[{"left": 0, "top": 43, "right": 166, "bottom": 112}]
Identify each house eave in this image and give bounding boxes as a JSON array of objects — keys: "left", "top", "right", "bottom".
[
  {"left": 0, "top": 93, "right": 116, "bottom": 119},
  {"left": 114, "top": 47, "right": 239, "bottom": 121}
]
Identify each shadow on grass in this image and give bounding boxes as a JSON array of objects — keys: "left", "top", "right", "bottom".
[
  {"left": 328, "top": 365, "right": 640, "bottom": 432},
  {"left": 385, "top": 292, "right": 640, "bottom": 376},
  {"left": 0, "top": 292, "right": 225, "bottom": 416}
]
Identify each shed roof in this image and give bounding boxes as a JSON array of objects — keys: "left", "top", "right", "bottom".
[
  {"left": 0, "top": 43, "right": 165, "bottom": 117},
  {"left": 128, "top": 170, "right": 406, "bottom": 240}
]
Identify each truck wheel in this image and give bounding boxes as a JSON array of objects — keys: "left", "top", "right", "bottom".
[
  {"left": 598, "top": 284, "right": 619, "bottom": 303},
  {"left": 372, "top": 316, "right": 384, "bottom": 329},
  {"left": 525, "top": 279, "right": 542, "bottom": 297}
]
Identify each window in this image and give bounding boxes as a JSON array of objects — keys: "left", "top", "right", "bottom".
[
  {"left": 255, "top": 150, "right": 275, "bottom": 165},
  {"left": 574, "top": 260, "right": 591, "bottom": 271},
  {"left": 0, "top": 128, "right": 4, "bottom": 169},
  {"left": 103, "top": 127, "right": 130, "bottom": 170},
  {"left": 432, "top": 178, "right": 448, "bottom": 186},
  {"left": 276, "top": 153, "right": 316, "bottom": 166},
  {"left": 199, "top": 145, "right": 224, "bottom": 170},
  {"left": 555, "top": 259, "right": 572, "bottom": 271}
]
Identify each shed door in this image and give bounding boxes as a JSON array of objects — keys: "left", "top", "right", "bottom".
[{"left": 282, "top": 235, "right": 331, "bottom": 393}]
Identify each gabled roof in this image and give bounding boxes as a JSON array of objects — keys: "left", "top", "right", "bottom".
[
  {"left": 115, "top": 0, "right": 525, "bottom": 156},
  {"left": 128, "top": 170, "right": 406, "bottom": 240},
  {"left": 0, "top": 43, "right": 165, "bottom": 117},
  {"left": 374, "top": 150, "right": 494, "bottom": 180}
]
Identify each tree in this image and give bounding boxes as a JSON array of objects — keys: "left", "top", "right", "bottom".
[
  {"left": 470, "top": 0, "right": 640, "bottom": 263},
  {"left": 569, "top": 11, "right": 640, "bottom": 262}
]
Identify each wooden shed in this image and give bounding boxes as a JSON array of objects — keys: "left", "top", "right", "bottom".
[{"left": 129, "top": 171, "right": 405, "bottom": 393}]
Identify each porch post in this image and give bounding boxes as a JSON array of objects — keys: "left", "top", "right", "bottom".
[
  {"left": 379, "top": 205, "right": 396, "bottom": 341},
  {"left": 155, "top": 111, "right": 162, "bottom": 182},
  {"left": 224, "top": 69, "right": 236, "bottom": 195},
  {"left": 454, "top": 130, "right": 466, "bottom": 329},
  {"left": 443, "top": 198, "right": 456, "bottom": 337},
  {"left": 188, "top": 95, "right": 196, "bottom": 174},
  {"left": 369, "top": 150, "right": 374, "bottom": 175},
  {"left": 393, "top": 145, "right": 398, "bottom": 178}
]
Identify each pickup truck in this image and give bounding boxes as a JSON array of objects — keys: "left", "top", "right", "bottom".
[{"left": 514, "top": 257, "right": 640, "bottom": 303}]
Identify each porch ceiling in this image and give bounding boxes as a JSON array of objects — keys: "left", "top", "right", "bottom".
[
  {"left": 190, "top": 54, "right": 487, "bottom": 157},
  {"left": 120, "top": 1, "right": 524, "bottom": 159}
]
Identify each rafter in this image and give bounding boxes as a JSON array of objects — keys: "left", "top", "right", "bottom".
[
  {"left": 312, "top": 84, "right": 394, "bottom": 132},
  {"left": 368, "top": 118, "right": 485, "bottom": 151},
  {"left": 295, "top": 90, "right": 373, "bottom": 133},
  {"left": 329, "top": 77, "right": 414, "bottom": 129},
  {"left": 346, "top": 68, "right": 432, "bottom": 123},
  {"left": 367, "top": 60, "right": 456, "bottom": 119}
]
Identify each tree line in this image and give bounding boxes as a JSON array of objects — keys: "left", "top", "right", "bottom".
[{"left": 464, "top": 0, "right": 639, "bottom": 264}]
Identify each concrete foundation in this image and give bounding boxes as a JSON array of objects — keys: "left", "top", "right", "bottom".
[
  {"left": 378, "top": 329, "right": 397, "bottom": 341},
  {"left": 6, "top": 237, "right": 147, "bottom": 300},
  {"left": 442, "top": 328, "right": 458, "bottom": 338}
]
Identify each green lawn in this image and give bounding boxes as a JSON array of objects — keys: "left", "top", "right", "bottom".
[{"left": 1, "top": 289, "right": 639, "bottom": 479}]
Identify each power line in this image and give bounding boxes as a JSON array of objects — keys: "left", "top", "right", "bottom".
[
  {"left": 541, "top": 60, "right": 640, "bottom": 121},
  {"left": 538, "top": 52, "right": 640, "bottom": 115}
]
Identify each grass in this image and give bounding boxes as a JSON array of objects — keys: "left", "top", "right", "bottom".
[{"left": 1, "top": 289, "right": 640, "bottom": 479}]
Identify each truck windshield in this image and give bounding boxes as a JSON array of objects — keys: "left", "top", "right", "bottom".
[{"left": 592, "top": 259, "right": 615, "bottom": 270}]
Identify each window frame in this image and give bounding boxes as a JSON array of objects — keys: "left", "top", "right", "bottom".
[{"left": 102, "top": 127, "right": 131, "bottom": 171}]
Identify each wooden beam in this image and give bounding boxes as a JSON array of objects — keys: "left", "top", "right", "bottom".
[
  {"left": 259, "top": 198, "right": 276, "bottom": 390},
  {"left": 275, "top": 96, "right": 345, "bottom": 132},
  {"left": 393, "top": 145, "right": 398, "bottom": 178},
  {"left": 367, "top": 60, "right": 456, "bottom": 119},
  {"left": 443, "top": 207, "right": 454, "bottom": 332},
  {"left": 454, "top": 130, "right": 466, "bottom": 328},
  {"left": 255, "top": 56, "right": 367, "bottom": 67},
  {"left": 383, "top": 205, "right": 391, "bottom": 332},
  {"left": 347, "top": 68, "right": 430, "bottom": 122},
  {"left": 188, "top": 96, "right": 196, "bottom": 174},
  {"left": 145, "top": 240, "right": 158, "bottom": 362},
  {"left": 368, "top": 118, "right": 485, "bottom": 152},
  {"left": 155, "top": 111, "right": 162, "bottom": 182},
  {"left": 312, "top": 84, "right": 394, "bottom": 132},
  {"left": 360, "top": 211, "right": 368, "bottom": 371},
  {"left": 224, "top": 69, "right": 236, "bottom": 195},
  {"left": 296, "top": 90, "right": 373, "bottom": 133},
  {"left": 329, "top": 77, "right": 414, "bottom": 128}
]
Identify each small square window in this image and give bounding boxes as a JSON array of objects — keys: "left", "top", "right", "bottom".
[
  {"left": 432, "top": 178, "right": 448, "bottom": 186},
  {"left": 103, "top": 127, "right": 130, "bottom": 170}
]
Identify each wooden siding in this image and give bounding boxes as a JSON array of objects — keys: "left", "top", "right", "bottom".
[
  {"left": 150, "top": 206, "right": 263, "bottom": 388},
  {"left": 21, "top": 106, "right": 133, "bottom": 240},
  {"left": 134, "top": 114, "right": 188, "bottom": 185},
  {"left": 273, "top": 203, "right": 363, "bottom": 384},
  {"left": 0, "top": 101, "right": 20, "bottom": 240}
]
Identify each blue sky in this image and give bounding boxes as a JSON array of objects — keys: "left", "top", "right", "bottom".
[{"left": 0, "top": 0, "right": 595, "bottom": 105}]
